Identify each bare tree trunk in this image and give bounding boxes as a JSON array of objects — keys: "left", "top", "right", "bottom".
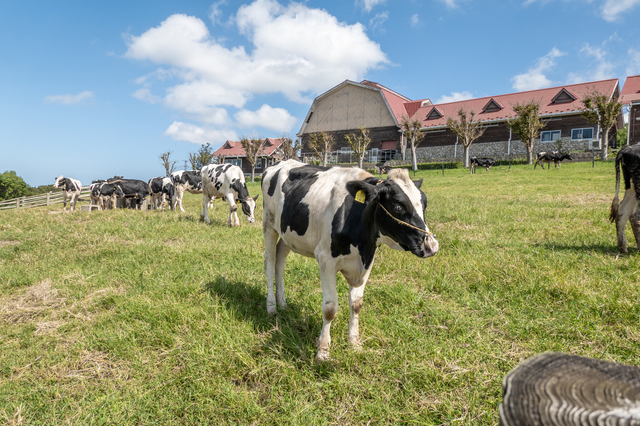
[
  {"left": 527, "top": 144, "right": 534, "bottom": 164},
  {"left": 323, "top": 151, "right": 328, "bottom": 167},
  {"left": 411, "top": 142, "right": 418, "bottom": 172},
  {"left": 601, "top": 128, "right": 609, "bottom": 161},
  {"left": 463, "top": 145, "right": 470, "bottom": 168},
  {"left": 358, "top": 156, "right": 363, "bottom": 169},
  {"left": 251, "top": 166, "right": 255, "bottom": 183}
]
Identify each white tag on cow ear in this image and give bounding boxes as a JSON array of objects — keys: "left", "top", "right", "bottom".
[{"left": 355, "top": 190, "right": 366, "bottom": 203}]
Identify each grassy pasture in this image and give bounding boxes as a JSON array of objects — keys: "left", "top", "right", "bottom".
[{"left": 1, "top": 161, "right": 639, "bottom": 425}]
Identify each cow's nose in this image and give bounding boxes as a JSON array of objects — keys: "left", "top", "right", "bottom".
[{"left": 423, "top": 235, "right": 439, "bottom": 257}]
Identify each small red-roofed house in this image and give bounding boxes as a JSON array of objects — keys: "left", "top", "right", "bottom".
[
  {"left": 213, "top": 138, "right": 285, "bottom": 175},
  {"left": 621, "top": 75, "right": 640, "bottom": 145}
]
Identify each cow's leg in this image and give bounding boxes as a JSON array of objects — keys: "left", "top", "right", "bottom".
[
  {"left": 176, "top": 187, "right": 185, "bottom": 212},
  {"left": 316, "top": 259, "right": 338, "bottom": 361},
  {"left": 275, "top": 239, "right": 290, "bottom": 309},
  {"left": 201, "top": 190, "right": 211, "bottom": 223},
  {"left": 225, "top": 193, "right": 240, "bottom": 227},
  {"left": 630, "top": 205, "right": 640, "bottom": 252},
  {"left": 263, "top": 228, "right": 279, "bottom": 315},
  {"left": 62, "top": 193, "right": 68, "bottom": 211},
  {"left": 71, "top": 193, "right": 79, "bottom": 212},
  {"left": 616, "top": 188, "right": 637, "bottom": 253},
  {"left": 348, "top": 283, "right": 366, "bottom": 350}
]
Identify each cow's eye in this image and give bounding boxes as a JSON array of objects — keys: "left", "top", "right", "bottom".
[{"left": 394, "top": 204, "right": 404, "bottom": 214}]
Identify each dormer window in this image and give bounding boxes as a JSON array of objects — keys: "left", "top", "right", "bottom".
[
  {"left": 482, "top": 98, "right": 503, "bottom": 113},
  {"left": 426, "top": 107, "right": 443, "bottom": 120},
  {"left": 421, "top": 100, "right": 432, "bottom": 107},
  {"left": 551, "top": 88, "right": 576, "bottom": 104}
]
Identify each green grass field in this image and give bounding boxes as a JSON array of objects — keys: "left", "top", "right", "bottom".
[{"left": 1, "top": 161, "right": 639, "bottom": 425}]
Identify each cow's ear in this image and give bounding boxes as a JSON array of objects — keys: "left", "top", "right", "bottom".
[
  {"left": 346, "top": 180, "right": 379, "bottom": 204},
  {"left": 413, "top": 179, "right": 423, "bottom": 189}
]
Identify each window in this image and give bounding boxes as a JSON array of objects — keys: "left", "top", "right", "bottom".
[
  {"left": 571, "top": 128, "right": 594, "bottom": 140},
  {"left": 541, "top": 130, "right": 561, "bottom": 143},
  {"left": 255, "top": 158, "right": 262, "bottom": 169},
  {"left": 225, "top": 158, "right": 242, "bottom": 167}
]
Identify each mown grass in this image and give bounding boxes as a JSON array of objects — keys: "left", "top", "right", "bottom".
[{"left": 1, "top": 161, "right": 639, "bottom": 425}]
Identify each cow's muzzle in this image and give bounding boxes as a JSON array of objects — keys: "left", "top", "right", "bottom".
[{"left": 415, "top": 234, "right": 439, "bottom": 258}]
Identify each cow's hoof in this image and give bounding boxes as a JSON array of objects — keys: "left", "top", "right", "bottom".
[
  {"left": 267, "top": 304, "right": 277, "bottom": 315},
  {"left": 349, "top": 337, "right": 362, "bottom": 351},
  {"left": 315, "top": 348, "right": 330, "bottom": 362}
]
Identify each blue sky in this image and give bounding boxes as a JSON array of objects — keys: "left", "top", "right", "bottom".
[{"left": 2, "top": 0, "right": 639, "bottom": 186}]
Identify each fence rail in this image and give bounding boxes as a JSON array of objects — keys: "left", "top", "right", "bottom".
[{"left": 0, "top": 187, "right": 92, "bottom": 211}]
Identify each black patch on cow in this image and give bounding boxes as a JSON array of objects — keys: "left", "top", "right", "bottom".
[
  {"left": 215, "top": 166, "right": 224, "bottom": 178},
  {"left": 330, "top": 194, "right": 378, "bottom": 269},
  {"left": 280, "top": 165, "right": 329, "bottom": 236},
  {"left": 215, "top": 181, "right": 223, "bottom": 191},
  {"left": 267, "top": 169, "right": 280, "bottom": 197},
  {"left": 223, "top": 164, "right": 232, "bottom": 173}
]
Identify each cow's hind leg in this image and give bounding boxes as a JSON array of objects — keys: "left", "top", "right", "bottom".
[
  {"left": 630, "top": 204, "right": 640, "bottom": 252},
  {"left": 264, "top": 228, "right": 279, "bottom": 314},
  {"left": 275, "top": 239, "right": 290, "bottom": 309},
  {"left": 316, "top": 261, "right": 338, "bottom": 361},
  {"left": 225, "top": 193, "right": 240, "bottom": 227},
  {"left": 616, "top": 188, "right": 637, "bottom": 253}
]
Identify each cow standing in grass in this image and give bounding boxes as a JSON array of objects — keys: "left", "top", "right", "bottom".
[
  {"left": 90, "top": 182, "right": 124, "bottom": 210},
  {"left": 609, "top": 144, "right": 640, "bottom": 253},
  {"left": 53, "top": 175, "right": 82, "bottom": 212},
  {"left": 534, "top": 151, "right": 572, "bottom": 170},
  {"left": 200, "top": 164, "right": 258, "bottom": 226},
  {"left": 470, "top": 157, "right": 496, "bottom": 173},
  {"left": 148, "top": 177, "right": 175, "bottom": 211},
  {"left": 261, "top": 160, "right": 439, "bottom": 361},
  {"left": 170, "top": 170, "right": 202, "bottom": 212}
]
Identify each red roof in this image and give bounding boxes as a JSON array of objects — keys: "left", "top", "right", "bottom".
[
  {"left": 620, "top": 75, "right": 640, "bottom": 104},
  {"left": 213, "top": 138, "right": 284, "bottom": 157},
  {"left": 411, "top": 78, "right": 619, "bottom": 128},
  {"left": 359, "top": 80, "right": 425, "bottom": 123}
]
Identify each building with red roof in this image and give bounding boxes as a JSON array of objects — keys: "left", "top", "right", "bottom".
[
  {"left": 297, "top": 78, "right": 624, "bottom": 163},
  {"left": 213, "top": 137, "right": 286, "bottom": 175},
  {"left": 620, "top": 75, "right": 640, "bottom": 145}
]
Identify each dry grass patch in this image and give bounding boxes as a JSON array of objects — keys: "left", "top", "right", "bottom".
[
  {"left": 0, "top": 279, "right": 65, "bottom": 324},
  {"left": 0, "top": 240, "right": 20, "bottom": 248},
  {"left": 63, "top": 350, "right": 130, "bottom": 381}
]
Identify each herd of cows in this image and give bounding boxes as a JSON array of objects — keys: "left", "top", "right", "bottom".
[{"left": 49, "top": 144, "right": 640, "bottom": 360}]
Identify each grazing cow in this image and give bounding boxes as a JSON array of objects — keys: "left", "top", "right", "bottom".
[
  {"left": 53, "top": 175, "right": 82, "bottom": 212},
  {"left": 200, "top": 164, "right": 259, "bottom": 226},
  {"left": 375, "top": 163, "right": 393, "bottom": 176},
  {"left": 90, "top": 182, "right": 124, "bottom": 210},
  {"left": 110, "top": 179, "right": 150, "bottom": 209},
  {"left": 262, "top": 160, "right": 439, "bottom": 361},
  {"left": 609, "top": 144, "right": 640, "bottom": 253},
  {"left": 148, "top": 177, "right": 175, "bottom": 210},
  {"left": 534, "top": 151, "right": 572, "bottom": 170},
  {"left": 170, "top": 170, "right": 203, "bottom": 212},
  {"left": 470, "top": 157, "right": 496, "bottom": 174}
]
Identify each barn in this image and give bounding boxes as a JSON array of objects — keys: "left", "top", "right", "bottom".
[
  {"left": 620, "top": 75, "right": 640, "bottom": 146},
  {"left": 213, "top": 138, "right": 285, "bottom": 176}
]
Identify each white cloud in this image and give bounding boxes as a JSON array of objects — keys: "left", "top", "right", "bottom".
[
  {"left": 438, "top": 0, "right": 459, "bottom": 8},
  {"left": 358, "top": 0, "right": 386, "bottom": 12},
  {"left": 567, "top": 43, "right": 615, "bottom": 83},
  {"left": 511, "top": 48, "right": 566, "bottom": 91},
  {"left": 209, "top": 0, "right": 227, "bottom": 25},
  {"left": 44, "top": 91, "right": 94, "bottom": 105},
  {"left": 626, "top": 48, "right": 640, "bottom": 76},
  {"left": 164, "top": 121, "right": 238, "bottom": 145},
  {"left": 132, "top": 88, "right": 162, "bottom": 104},
  {"left": 602, "top": 0, "right": 640, "bottom": 22},
  {"left": 435, "top": 91, "right": 474, "bottom": 104},
  {"left": 126, "top": 0, "right": 388, "bottom": 136},
  {"left": 234, "top": 104, "right": 297, "bottom": 132},
  {"left": 410, "top": 14, "right": 420, "bottom": 26},
  {"left": 369, "top": 11, "right": 388, "bottom": 31}
]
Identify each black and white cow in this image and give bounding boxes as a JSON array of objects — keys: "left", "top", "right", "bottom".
[
  {"left": 170, "top": 170, "right": 203, "bottom": 212},
  {"left": 200, "top": 164, "right": 259, "bottom": 226},
  {"left": 261, "top": 160, "right": 439, "bottom": 361},
  {"left": 53, "top": 175, "right": 82, "bottom": 212},
  {"left": 110, "top": 179, "right": 150, "bottom": 209},
  {"left": 470, "top": 157, "right": 496, "bottom": 173},
  {"left": 534, "top": 151, "right": 572, "bottom": 170},
  {"left": 90, "top": 182, "right": 125, "bottom": 210},
  {"left": 148, "top": 177, "right": 175, "bottom": 210},
  {"left": 609, "top": 144, "right": 640, "bottom": 253}
]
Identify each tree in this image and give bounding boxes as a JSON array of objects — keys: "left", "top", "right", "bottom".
[
  {"left": 308, "top": 132, "right": 334, "bottom": 167},
  {"left": 507, "top": 101, "right": 545, "bottom": 165},
  {"left": 617, "top": 123, "right": 629, "bottom": 147},
  {"left": 189, "top": 143, "right": 216, "bottom": 171},
  {"left": 240, "top": 137, "right": 264, "bottom": 183},
  {"left": 159, "top": 150, "right": 177, "bottom": 176},
  {"left": 0, "top": 171, "right": 30, "bottom": 200},
  {"left": 446, "top": 109, "right": 486, "bottom": 169},
  {"left": 216, "top": 155, "right": 227, "bottom": 164},
  {"left": 400, "top": 116, "right": 424, "bottom": 172},
  {"left": 582, "top": 92, "right": 623, "bottom": 160},
  {"left": 344, "top": 126, "right": 371, "bottom": 169},
  {"left": 275, "top": 136, "right": 301, "bottom": 161}
]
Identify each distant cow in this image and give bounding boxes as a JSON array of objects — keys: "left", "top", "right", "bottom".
[
  {"left": 110, "top": 179, "right": 150, "bottom": 209},
  {"left": 534, "top": 151, "right": 572, "bottom": 170},
  {"left": 90, "top": 182, "right": 124, "bottom": 210},
  {"left": 470, "top": 157, "right": 496, "bottom": 173},
  {"left": 609, "top": 144, "right": 640, "bottom": 253},
  {"left": 200, "top": 164, "right": 259, "bottom": 226},
  {"left": 53, "top": 175, "right": 82, "bottom": 212},
  {"left": 148, "top": 177, "right": 175, "bottom": 210},
  {"left": 375, "top": 163, "right": 393, "bottom": 176},
  {"left": 170, "top": 170, "right": 202, "bottom": 212},
  {"left": 261, "top": 160, "right": 439, "bottom": 361}
]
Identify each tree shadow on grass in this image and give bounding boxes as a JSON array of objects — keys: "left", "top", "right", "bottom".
[
  {"left": 536, "top": 242, "right": 623, "bottom": 256},
  {"left": 203, "top": 276, "right": 331, "bottom": 371}
]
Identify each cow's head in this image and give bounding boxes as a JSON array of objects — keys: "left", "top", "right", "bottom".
[
  {"left": 347, "top": 169, "right": 439, "bottom": 258},
  {"left": 562, "top": 152, "right": 573, "bottom": 161},
  {"left": 114, "top": 185, "right": 125, "bottom": 198},
  {"left": 237, "top": 194, "right": 260, "bottom": 223},
  {"left": 53, "top": 175, "right": 65, "bottom": 189}
]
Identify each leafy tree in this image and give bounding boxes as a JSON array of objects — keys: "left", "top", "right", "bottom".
[
  {"left": 344, "top": 126, "right": 371, "bottom": 169},
  {"left": 216, "top": 154, "right": 227, "bottom": 164},
  {"left": 400, "top": 116, "right": 424, "bottom": 172},
  {"left": 617, "top": 123, "right": 629, "bottom": 147},
  {"left": 159, "top": 150, "right": 177, "bottom": 176},
  {"left": 0, "top": 171, "right": 30, "bottom": 200},
  {"left": 507, "top": 101, "right": 545, "bottom": 165},
  {"left": 446, "top": 109, "right": 486, "bottom": 169},
  {"left": 308, "top": 132, "right": 334, "bottom": 167},
  {"left": 189, "top": 143, "right": 216, "bottom": 171},
  {"left": 582, "top": 92, "right": 623, "bottom": 160},
  {"left": 275, "top": 136, "right": 301, "bottom": 161},
  {"left": 240, "top": 137, "right": 264, "bottom": 183}
]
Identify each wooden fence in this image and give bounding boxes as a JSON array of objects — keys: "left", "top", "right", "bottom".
[{"left": 0, "top": 187, "right": 92, "bottom": 211}]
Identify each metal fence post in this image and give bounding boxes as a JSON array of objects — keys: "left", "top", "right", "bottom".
[
  {"left": 442, "top": 159, "right": 445, "bottom": 176},
  {"left": 592, "top": 146, "right": 595, "bottom": 168}
]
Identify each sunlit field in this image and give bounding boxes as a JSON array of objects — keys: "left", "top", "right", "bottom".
[{"left": 1, "top": 161, "right": 639, "bottom": 425}]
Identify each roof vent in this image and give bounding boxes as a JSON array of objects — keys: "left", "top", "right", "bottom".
[
  {"left": 426, "top": 107, "right": 443, "bottom": 120},
  {"left": 482, "top": 98, "right": 503, "bottom": 113},
  {"left": 551, "top": 88, "right": 576, "bottom": 104}
]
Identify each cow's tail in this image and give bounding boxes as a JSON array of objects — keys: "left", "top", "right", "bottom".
[{"left": 609, "top": 153, "right": 622, "bottom": 223}]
